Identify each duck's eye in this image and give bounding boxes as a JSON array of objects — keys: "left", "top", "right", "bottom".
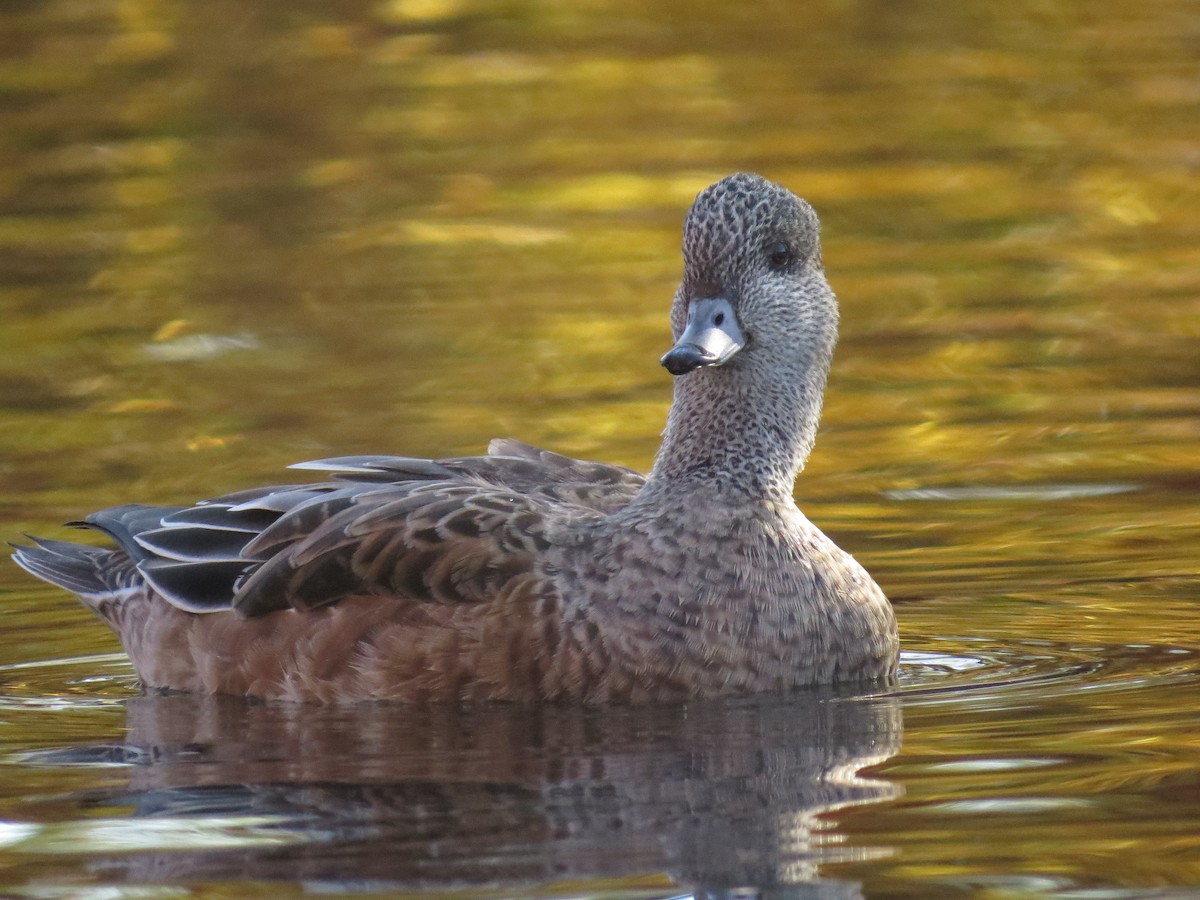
[{"left": 766, "top": 241, "right": 794, "bottom": 271}]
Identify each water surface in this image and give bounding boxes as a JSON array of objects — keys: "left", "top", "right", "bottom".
[{"left": 1, "top": 1, "right": 1198, "bottom": 897}]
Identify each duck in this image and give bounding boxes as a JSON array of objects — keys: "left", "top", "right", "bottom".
[{"left": 12, "top": 173, "right": 899, "bottom": 704}]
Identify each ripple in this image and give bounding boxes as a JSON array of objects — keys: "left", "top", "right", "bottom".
[
  {"left": 0, "top": 653, "right": 135, "bottom": 711},
  {"left": 0, "top": 814, "right": 306, "bottom": 854},
  {"left": 885, "top": 483, "right": 1140, "bottom": 501},
  {"left": 5, "top": 643, "right": 1199, "bottom": 716},
  {"left": 895, "top": 639, "right": 1200, "bottom": 708}
]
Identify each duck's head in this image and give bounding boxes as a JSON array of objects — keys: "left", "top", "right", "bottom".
[{"left": 661, "top": 173, "right": 836, "bottom": 380}]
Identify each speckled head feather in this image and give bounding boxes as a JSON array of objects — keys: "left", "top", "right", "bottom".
[
  {"left": 11, "top": 173, "right": 899, "bottom": 704},
  {"left": 678, "top": 173, "right": 822, "bottom": 303},
  {"left": 655, "top": 173, "right": 840, "bottom": 495}
]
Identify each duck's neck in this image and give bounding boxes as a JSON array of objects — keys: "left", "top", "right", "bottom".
[{"left": 645, "top": 355, "right": 831, "bottom": 504}]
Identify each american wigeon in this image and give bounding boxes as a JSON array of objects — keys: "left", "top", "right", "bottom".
[{"left": 13, "top": 173, "right": 899, "bottom": 703}]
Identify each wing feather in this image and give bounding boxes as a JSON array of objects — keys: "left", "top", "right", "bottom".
[
  {"left": 26, "top": 440, "right": 640, "bottom": 618},
  {"left": 230, "top": 482, "right": 549, "bottom": 617}
]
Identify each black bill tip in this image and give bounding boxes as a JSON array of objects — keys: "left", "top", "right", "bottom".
[{"left": 660, "top": 342, "right": 716, "bottom": 376}]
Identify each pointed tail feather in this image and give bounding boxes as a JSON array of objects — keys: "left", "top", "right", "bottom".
[{"left": 10, "top": 537, "right": 139, "bottom": 601}]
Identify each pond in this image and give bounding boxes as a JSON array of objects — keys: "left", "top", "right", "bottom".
[{"left": 1, "top": 1, "right": 1198, "bottom": 897}]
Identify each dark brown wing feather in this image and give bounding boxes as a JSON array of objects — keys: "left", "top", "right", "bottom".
[
  {"left": 16, "top": 441, "right": 644, "bottom": 618},
  {"left": 291, "top": 439, "right": 645, "bottom": 514},
  {"left": 231, "top": 481, "right": 558, "bottom": 616},
  {"left": 223, "top": 441, "right": 645, "bottom": 615}
]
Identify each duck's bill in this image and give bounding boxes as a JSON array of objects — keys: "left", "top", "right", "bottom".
[{"left": 660, "top": 297, "right": 745, "bottom": 375}]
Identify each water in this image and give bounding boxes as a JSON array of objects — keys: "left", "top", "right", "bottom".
[{"left": 1, "top": 1, "right": 1198, "bottom": 896}]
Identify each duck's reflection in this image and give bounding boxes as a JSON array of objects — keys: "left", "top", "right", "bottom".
[{"left": 77, "top": 690, "right": 902, "bottom": 896}]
